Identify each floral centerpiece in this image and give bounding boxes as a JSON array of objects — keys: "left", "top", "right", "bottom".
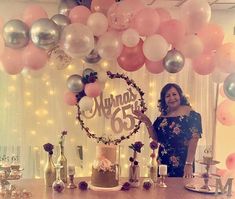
[{"left": 128, "top": 141, "right": 144, "bottom": 187}]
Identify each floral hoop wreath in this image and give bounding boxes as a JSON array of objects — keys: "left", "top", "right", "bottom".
[{"left": 76, "top": 71, "right": 147, "bottom": 145}]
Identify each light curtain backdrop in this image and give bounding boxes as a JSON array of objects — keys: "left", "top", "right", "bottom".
[{"left": 0, "top": 57, "right": 215, "bottom": 178}]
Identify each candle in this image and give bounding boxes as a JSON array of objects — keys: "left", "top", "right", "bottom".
[
  {"left": 68, "top": 165, "right": 75, "bottom": 175},
  {"left": 159, "top": 164, "right": 167, "bottom": 176}
]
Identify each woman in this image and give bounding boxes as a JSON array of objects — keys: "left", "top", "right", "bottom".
[{"left": 134, "top": 83, "right": 202, "bottom": 178}]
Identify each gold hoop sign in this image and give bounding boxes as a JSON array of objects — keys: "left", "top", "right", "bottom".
[{"left": 76, "top": 71, "right": 147, "bottom": 145}]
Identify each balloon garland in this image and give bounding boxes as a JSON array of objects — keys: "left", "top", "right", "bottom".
[{"left": 76, "top": 71, "right": 147, "bottom": 145}]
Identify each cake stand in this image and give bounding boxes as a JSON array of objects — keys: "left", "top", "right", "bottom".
[
  {"left": 0, "top": 165, "right": 32, "bottom": 197},
  {"left": 89, "top": 183, "right": 122, "bottom": 191},
  {"left": 185, "top": 157, "right": 221, "bottom": 194}
]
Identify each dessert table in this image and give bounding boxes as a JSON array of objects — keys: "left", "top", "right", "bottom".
[{"left": 13, "top": 177, "right": 233, "bottom": 199}]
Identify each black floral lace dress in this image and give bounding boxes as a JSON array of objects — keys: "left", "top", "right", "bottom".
[{"left": 153, "top": 111, "right": 202, "bottom": 177}]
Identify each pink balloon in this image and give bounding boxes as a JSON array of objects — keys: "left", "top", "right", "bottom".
[
  {"left": 117, "top": 39, "right": 145, "bottom": 72},
  {"left": 226, "top": 153, "right": 235, "bottom": 170},
  {"left": 158, "top": 19, "right": 186, "bottom": 47},
  {"left": 107, "top": 1, "right": 135, "bottom": 30},
  {"left": 180, "top": 0, "right": 211, "bottom": 33},
  {"left": 216, "top": 99, "right": 235, "bottom": 126},
  {"left": 123, "top": 0, "right": 145, "bottom": 15},
  {"left": 69, "top": 6, "right": 91, "bottom": 24},
  {"left": 192, "top": 51, "right": 215, "bottom": 75},
  {"left": 155, "top": 8, "right": 171, "bottom": 23},
  {"left": 23, "top": 43, "right": 48, "bottom": 70},
  {"left": 215, "top": 43, "right": 235, "bottom": 73},
  {"left": 198, "top": 23, "right": 224, "bottom": 52},
  {"left": 23, "top": 4, "right": 48, "bottom": 26},
  {"left": 84, "top": 82, "right": 102, "bottom": 98},
  {"left": 91, "top": 0, "right": 116, "bottom": 14},
  {"left": 132, "top": 8, "right": 160, "bottom": 36},
  {"left": 1, "top": 47, "right": 24, "bottom": 75},
  {"left": 64, "top": 91, "right": 77, "bottom": 106},
  {"left": 145, "top": 59, "right": 164, "bottom": 74}
]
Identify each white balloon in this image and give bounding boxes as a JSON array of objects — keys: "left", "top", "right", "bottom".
[
  {"left": 97, "top": 31, "right": 123, "bottom": 60},
  {"left": 87, "top": 12, "right": 108, "bottom": 37},
  {"left": 121, "top": 28, "right": 140, "bottom": 47},
  {"left": 211, "top": 68, "right": 228, "bottom": 84},
  {"left": 60, "top": 23, "right": 94, "bottom": 58},
  {"left": 79, "top": 96, "right": 94, "bottom": 111},
  {"left": 143, "top": 34, "right": 169, "bottom": 61}
]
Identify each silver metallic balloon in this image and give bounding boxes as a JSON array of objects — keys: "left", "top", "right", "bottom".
[
  {"left": 58, "top": 0, "right": 77, "bottom": 16},
  {"left": 163, "top": 49, "right": 185, "bottom": 73},
  {"left": 223, "top": 73, "right": 235, "bottom": 101},
  {"left": 30, "top": 18, "right": 60, "bottom": 50},
  {"left": 84, "top": 49, "right": 101, "bottom": 64},
  {"left": 82, "top": 68, "right": 95, "bottom": 78},
  {"left": 67, "top": 74, "right": 84, "bottom": 93},
  {"left": 51, "top": 14, "right": 71, "bottom": 30},
  {"left": 3, "top": 19, "right": 29, "bottom": 49}
]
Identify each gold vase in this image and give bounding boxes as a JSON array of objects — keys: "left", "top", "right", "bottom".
[
  {"left": 44, "top": 154, "right": 56, "bottom": 187},
  {"left": 149, "top": 155, "right": 158, "bottom": 183},
  {"left": 57, "top": 146, "right": 67, "bottom": 183}
]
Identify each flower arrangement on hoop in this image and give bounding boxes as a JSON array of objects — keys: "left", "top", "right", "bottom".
[{"left": 76, "top": 71, "right": 147, "bottom": 145}]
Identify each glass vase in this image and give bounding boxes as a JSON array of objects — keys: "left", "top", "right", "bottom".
[
  {"left": 128, "top": 151, "right": 140, "bottom": 187},
  {"left": 148, "top": 155, "right": 158, "bottom": 183},
  {"left": 57, "top": 146, "right": 67, "bottom": 183},
  {"left": 52, "top": 164, "right": 65, "bottom": 193},
  {"left": 44, "top": 153, "right": 56, "bottom": 187}
]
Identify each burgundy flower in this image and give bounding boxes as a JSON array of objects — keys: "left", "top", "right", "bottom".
[
  {"left": 43, "top": 143, "right": 54, "bottom": 154},
  {"left": 134, "top": 160, "right": 138, "bottom": 166},
  {"left": 129, "top": 141, "right": 144, "bottom": 153},
  {"left": 143, "top": 181, "right": 152, "bottom": 190},
  {"left": 121, "top": 182, "right": 131, "bottom": 191},
  {"left": 78, "top": 181, "right": 88, "bottom": 190},
  {"left": 149, "top": 141, "right": 158, "bottom": 150},
  {"left": 129, "top": 157, "right": 134, "bottom": 162},
  {"left": 61, "top": 131, "right": 67, "bottom": 136}
]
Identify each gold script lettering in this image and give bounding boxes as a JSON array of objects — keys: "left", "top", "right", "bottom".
[{"left": 82, "top": 88, "right": 139, "bottom": 134}]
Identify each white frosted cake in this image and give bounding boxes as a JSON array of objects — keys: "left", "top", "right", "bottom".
[{"left": 91, "top": 144, "right": 119, "bottom": 188}]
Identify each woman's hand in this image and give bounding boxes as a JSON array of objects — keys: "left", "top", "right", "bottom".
[
  {"left": 183, "top": 164, "right": 193, "bottom": 178},
  {"left": 133, "top": 110, "right": 152, "bottom": 127}
]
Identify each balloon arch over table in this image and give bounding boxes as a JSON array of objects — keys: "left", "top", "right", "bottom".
[{"left": 0, "top": 0, "right": 235, "bottom": 170}]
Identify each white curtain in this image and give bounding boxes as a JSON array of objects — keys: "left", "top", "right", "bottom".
[{"left": 0, "top": 57, "right": 215, "bottom": 178}]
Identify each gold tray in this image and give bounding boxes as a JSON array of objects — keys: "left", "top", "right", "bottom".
[
  {"left": 185, "top": 183, "right": 221, "bottom": 194},
  {"left": 196, "top": 160, "right": 220, "bottom": 165}
]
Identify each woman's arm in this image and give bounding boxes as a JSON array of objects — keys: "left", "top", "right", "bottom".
[
  {"left": 146, "top": 123, "right": 158, "bottom": 141},
  {"left": 133, "top": 110, "right": 158, "bottom": 142},
  {"left": 184, "top": 135, "right": 200, "bottom": 178}
]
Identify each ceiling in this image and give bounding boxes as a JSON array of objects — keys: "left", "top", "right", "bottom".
[
  {"left": 3, "top": 0, "right": 235, "bottom": 10},
  {"left": 145, "top": 0, "right": 235, "bottom": 10}
]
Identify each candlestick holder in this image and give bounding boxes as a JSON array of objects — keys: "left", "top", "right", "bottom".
[
  {"left": 67, "top": 175, "right": 77, "bottom": 189},
  {"left": 158, "top": 175, "right": 167, "bottom": 188}
]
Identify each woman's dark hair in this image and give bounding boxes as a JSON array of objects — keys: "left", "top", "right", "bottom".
[{"left": 157, "top": 83, "right": 190, "bottom": 115}]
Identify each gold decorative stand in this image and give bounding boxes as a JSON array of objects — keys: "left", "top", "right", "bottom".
[
  {"left": 185, "top": 157, "right": 220, "bottom": 194},
  {"left": 0, "top": 165, "right": 32, "bottom": 198}
]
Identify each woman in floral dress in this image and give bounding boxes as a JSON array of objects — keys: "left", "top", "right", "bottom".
[{"left": 134, "top": 83, "right": 202, "bottom": 177}]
